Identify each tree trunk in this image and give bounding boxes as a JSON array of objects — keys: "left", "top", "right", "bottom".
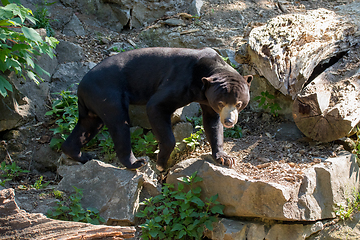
[
  {"left": 292, "top": 47, "right": 360, "bottom": 142},
  {"left": 0, "top": 188, "right": 136, "bottom": 240},
  {"left": 247, "top": 8, "right": 358, "bottom": 99}
]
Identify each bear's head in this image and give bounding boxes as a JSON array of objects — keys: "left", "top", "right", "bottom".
[{"left": 203, "top": 73, "right": 252, "bottom": 128}]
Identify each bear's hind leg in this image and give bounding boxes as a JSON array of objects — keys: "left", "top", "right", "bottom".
[
  {"left": 61, "top": 113, "right": 104, "bottom": 164},
  {"left": 103, "top": 116, "right": 146, "bottom": 170}
]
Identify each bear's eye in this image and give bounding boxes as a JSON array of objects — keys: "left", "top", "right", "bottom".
[
  {"left": 218, "top": 101, "right": 225, "bottom": 109},
  {"left": 236, "top": 101, "right": 242, "bottom": 109}
]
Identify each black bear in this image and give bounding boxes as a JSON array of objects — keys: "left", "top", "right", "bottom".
[{"left": 61, "top": 47, "right": 252, "bottom": 171}]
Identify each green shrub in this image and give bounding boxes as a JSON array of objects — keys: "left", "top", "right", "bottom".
[
  {"left": 137, "top": 172, "right": 224, "bottom": 239},
  {"left": 0, "top": 1, "right": 58, "bottom": 97},
  {"left": 33, "top": 0, "right": 56, "bottom": 37},
  {"left": 0, "top": 161, "right": 29, "bottom": 186},
  {"left": 224, "top": 125, "right": 243, "bottom": 138},
  {"left": 131, "top": 128, "right": 158, "bottom": 156},
  {"left": 254, "top": 91, "right": 281, "bottom": 116},
  {"left": 46, "top": 90, "right": 78, "bottom": 149},
  {"left": 47, "top": 186, "right": 105, "bottom": 225}
]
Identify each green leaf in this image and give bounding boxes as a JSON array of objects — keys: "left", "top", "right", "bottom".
[
  {"left": 0, "top": 75, "right": 12, "bottom": 97},
  {"left": 171, "top": 223, "right": 184, "bottom": 231},
  {"left": 21, "top": 26, "right": 43, "bottom": 42},
  {"left": 211, "top": 204, "right": 224, "bottom": 214}
]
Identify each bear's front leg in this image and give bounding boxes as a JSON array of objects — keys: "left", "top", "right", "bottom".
[
  {"left": 147, "top": 101, "right": 177, "bottom": 172},
  {"left": 201, "top": 104, "right": 235, "bottom": 168}
]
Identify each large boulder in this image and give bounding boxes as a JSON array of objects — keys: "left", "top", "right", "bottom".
[
  {"left": 167, "top": 152, "right": 360, "bottom": 221},
  {"left": 57, "top": 160, "right": 160, "bottom": 225}
]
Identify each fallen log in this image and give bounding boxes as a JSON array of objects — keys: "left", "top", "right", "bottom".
[
  {"left": 0, "top": 188, "right": 135, "bottom": 240},
  {"left": 247, "top": 8, "right": 358, "bottom": 99},
  {"left": 292, "top": 47, "right": 360, "bottom": 142}
]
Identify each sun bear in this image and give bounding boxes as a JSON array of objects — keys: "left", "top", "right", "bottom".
[{"left": 61, "top": 47, "right": 252, "bottom": 171}]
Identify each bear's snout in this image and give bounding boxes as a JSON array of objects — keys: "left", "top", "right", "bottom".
[{"left": 220, "top": 105, "right": 238, "bottom": 128}]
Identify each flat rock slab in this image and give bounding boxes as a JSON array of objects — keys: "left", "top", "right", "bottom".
[
  {"left": 204, "top": 217, "right": 323, "bottom": 240},
  {"left": 57, "top": 160, "right": 160, "bottom": 225},
  {"left": 167, "top": 152, "right": 360, "bottom": 221}
]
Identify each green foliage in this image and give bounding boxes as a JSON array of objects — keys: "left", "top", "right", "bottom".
[
  {"left": 0, "top": 2, "right": 58, "bottom": 97},
  {"left": 335, "top": 190, "right": 360, "bottom": 221},
  {"left": 183, "top": 126, "right": 204, "bottom": 152},
  {"left": 31, "top": 175, "right": 50, "bottom": 189},
  {"left": 0, "top": 161, "right": 29, "bottom": 183},
  {"left": 137, "top": 172, "right": 224, "bottom": 239},
  {"left": 47, "top": 186, "right": 105, "bottom": 225},
  {"left": 224, "top": 125, "right": 243, "bottom": 138},
  {"left": 98, "top": 127, "right": 116, "bottom": 162},
  {"left": 32, "top": 0, "right": 56, "bottom": 37},
  {"left": 131, "top": 128, "right": 158, "bottom": 156},
  {"left": 253, "top": 91, "right": 281, "bottom": 116},
  {"left": 46, "top": 90, "right": 78, "bottom": 149},
  {"left": 52, "top": 189, "right": 64, "bottom": 199},
  {"left": 220, "top": 56, "right": 237, "bottom": 69},
  {"left": 111, "top": 46, "right": 126, "bottom": 52}
]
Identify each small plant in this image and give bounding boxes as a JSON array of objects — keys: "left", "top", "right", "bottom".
[
  {"left": 31, "top": 175, "right": 50, "bottom": 190},
  {"left": 111, "top": 46, "right": 126, "bottom": 52},
  {"left": 33, "top": 0, "right": 56, "bottom": 37},
  {"left": 0, "top": 161, "right": 30, "bottom": 180},
  {"left": 183, "top": 126, "right": 204, "bottom": 152},
  {"left": 53, "top": 189, "right": 65, "bottom": 199},
  {"left": 46, "top": 90, "right": 79, "bottom": 149},
  {"left": 335, "top": 190, "right": 360, "bottom": 220},
  {"left": 98, "top": 129, "right": 116, "bottom": 162},
  {"left": 131, "top": 128, "right": 158, "bottom": 156},
  {"left": 224, "top": 125, "right": 243, "bottom": 138},
  {"left": 254, "top": 91, "right": 282, "bottom": 116},
  {"left": 137, "top": 172, "right": 224, "bottom": 239},
  {"left": 47, "top": 186, "right": 105, "bottom": 225}
]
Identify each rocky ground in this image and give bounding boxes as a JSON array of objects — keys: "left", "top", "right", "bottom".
[{"left": 1, "top": 0, "right": 360, "bottom": 238}]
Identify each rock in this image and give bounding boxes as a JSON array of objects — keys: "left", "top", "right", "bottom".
[
  {"left": 129, "top": 105, "right": 151, "bottom": 129},
  {"left": 0, "top": 82, "right": 32, "bottom": 131},
  {"left": 164, "top": 18, "right": 186, "bottom": 27},
  {"left": 129, "top": 103, "right": 200, "bottom": 129},
  {"left": 189, "top": 0, "right": 203, "bottom": 17},
  {"left": 308, "top": 212, "right": 360, "bottom": 240},
  {"left": 167, "top": 152, "right": 360, "bottom": 221},
  {"left": 62, "top": 14, "right": 86, "bottom": 36},
  {"left": 204, "top": 218, "right": 323, "bottom": 240},
  {"left": 51, "top": 62, "right": 95, "bottom": 93},
  {"left": 171, "top": 102, "right": 201, "bottom": 124},
  {"left": 15, "top": 189, "right": 59, "bottom": 215},
  {"left": 139, "top": 27, "right": 207, "bottom": 49},
  {"left": 57, "top": 160, "right": 160, "bottom": 225},
  {"left": 56, "top": 41, "right": 84, "bottom": 63},
  {"left": 0, "top": 188, "right": 136, "bottom": 239},
  {"left": 275, "top": 122, "right": 304, "bottom": 141},
  {"left": 173, "top": 122, "right": 193, "bottom": 151}
]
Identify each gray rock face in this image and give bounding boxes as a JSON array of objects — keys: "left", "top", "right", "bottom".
[
  {"left": 63, "top": 14, "right": 86, "bottom": 36},
  {"left": 167, "top": 152, "right": 360, "bottom": 221},
  {"left": 51, "top": 62, "right": 95, "bottom": 93},
  {"left": 56, "top": 41, "right": 84, "bottom": 64},
  {"left": 57, "top": 160, "right": 160, "bottom": 225}
]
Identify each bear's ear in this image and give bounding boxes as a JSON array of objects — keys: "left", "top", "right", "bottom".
[
  {"left": 244, "top": 75, "right": 253, "bottom": 86},
  {"left": 202, "top": 77, "right": 212, "bottom": 89}
]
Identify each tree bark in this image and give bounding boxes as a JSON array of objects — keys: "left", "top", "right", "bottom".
[
  {"left": 292, "top": 47, "right": 360, "bottom": 142},
  {"left": 247, "top": 8, "right": 358, "bottom": 99},
  {"left": 0, "top": 188, "right": 136, "bottom": 240}
]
